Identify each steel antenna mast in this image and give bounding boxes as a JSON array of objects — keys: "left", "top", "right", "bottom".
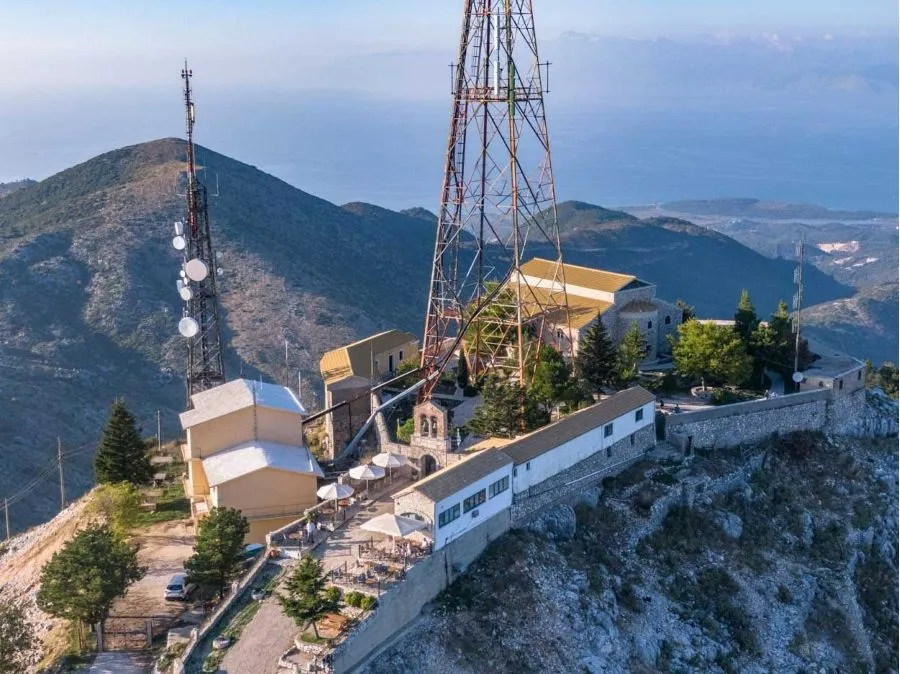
[
  {"left": 177, "top": 61, "right": 226, "bottom": 406},
  {"left": 419, "top": 0, "right": 571, "bottom": 401}
]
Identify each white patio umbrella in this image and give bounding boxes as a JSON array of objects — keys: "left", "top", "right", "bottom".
[
  {"left": 349, "top": 464, "right": 386, "bottom": 494},
  {"left": 316, "top": 482, "right": 354, "bottom": 518},
  {"left": 372, "top": 452, "right": 409, "bottom": 480},
  {"left": 360, "top": 513, "right": 427, "bottom": 538}
]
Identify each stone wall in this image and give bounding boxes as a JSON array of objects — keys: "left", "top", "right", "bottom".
[
  {"left": 664, "top": 390, "right": 831, "bottom": 450},
  {"left": 331, "top": 509, "right": 511, "bottom": 674},
  {"left": 327, "top": 384, "right": 372, "bottom": 459},
  {"left": 510, "top": 424, "right": 656, "bottom": 525}
]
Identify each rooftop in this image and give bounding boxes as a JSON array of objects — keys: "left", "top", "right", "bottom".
[
  {"left": 395, "top": 449, "right": 513, "bottom": 503},
  {"left": 501, "top": 386, "right": 656, "bottom": 465},
  {"left": 802, "top": 337, "right": 865, "bottom": 379},
  {"left": 202, "top": 440, "right": 324, "bottom": 487},
  {"left": 179, "top": 379, "right": 306, "bottom": 429},
  {"left": 319, "top": 329, "right": 419, "bottom": 385},
  {"left": 519, "top": 284, "right": 613, "bottom": 329},
  {"left": 520, "top": 257, "right": 641, "bottom": 295}
]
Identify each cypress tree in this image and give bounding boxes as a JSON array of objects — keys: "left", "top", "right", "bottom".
[
  {"left": 733, "top": 289, "right": 759, "bottom": 350},
  {"left": 94, "top": 401, "right": 153, "bottom": 486},
  {"left": 456, "top": 354, "right": 470, "bottom": 391},
  {"left": 575, "top": 315, "right": 617, "bottom": 393}
]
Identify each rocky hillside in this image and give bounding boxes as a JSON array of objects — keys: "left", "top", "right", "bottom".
[
  {"left": 369, "top": 432, "right": 898, "bottom": 674},
  {"left": 0, "top": 179, "right": 36, "bottom": 198}
]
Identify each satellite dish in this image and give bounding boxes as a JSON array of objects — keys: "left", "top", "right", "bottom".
[
  {"left": 174, "top": 221, "right": 184, "bottom": 236},
  {"left": 185, "top": 259, "right": 209, "bottom": 282},
  {"left": 172, "top": 235, "right": 186, "bottom": 251},
  {"left": 792, "top": 372, "right": 804, "bottom": 383},
  {"left": 178, "top": 317, "right": 200, "bottom": 337},
  {"left": 179, "top": 286, "right": 193, "bottom": 301},
  {"left": 217, "top": 267, "right": 224, "bottom": 275}
]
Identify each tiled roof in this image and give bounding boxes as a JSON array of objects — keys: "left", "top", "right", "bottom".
[
  {"left": 519, "top": 284, "right": 612, "bottom": 329},
  {"left": 319, "top": 330, "right": 419, "bottom": 385},
  {"left": 395, "top": 449, "right": 512, "bottom": 503},
  {"left": 500, "top": 386, "right": 656, "bottom": 465},
  {"left": 520, "top": 258, "right": 637, "bottom": 294},
  {"left": 180, "top": 379, "right": 306, "bottom": 429},
  {"left": 202, "top": 440, "right": 324, "bottom": 486}
]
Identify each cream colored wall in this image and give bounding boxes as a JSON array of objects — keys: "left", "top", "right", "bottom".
[
  {"left": 211, "top": 469, "right": 318, "bottom": 517},
  {"left": 188, "top": 458, "right": 209, "bottom": 496},
  {"left": 185, "top": 407, "right": 305, "bottom": 458},
  {"left": 247, "top": 515, "right": 301, "bottom": 545},
  {"left": 372, "top": 340, "right": 418, "bottom": 375}
]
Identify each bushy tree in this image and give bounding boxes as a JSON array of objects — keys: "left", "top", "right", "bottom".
[
  {"left": 575, "top": 315, "right": 617, "bottom": 394},
  {"left": 467, "top": 375, "right": 548, "bottom": 439},
  {"left": 393, "top": 359, "right": 420, "bottom": 388},
  {"left": 277, "top": 555, "right": 338, "bottom": 638},
  {"left": 672, "top": 320, "right": 753, "bottom": 390},
  {"left": 530, "top": 345, "right": 577, "bottom": 408},
  {"left": 37, "top": 524, "right": 144, "bottom": 648},
  {"left": 94, "top": 401, "right": 152, "bottom": 486},
  {"left": 184, "top": 507, "right": 249, "bottom": 598},
  {"left": 733, "top": 289, "right": 759, "bottom": 350},
  {"left": 87, "top": 482, "right": 143, "bottom": 537},
  {"left": 396, "top": 417, "right": 415, "bottom": 444},
  {"left": 617, "top": 322, "right": 648, "bottom": 383},
  {"left": 750, "top": 300, "right": 815, "bottom": 388},
  {"left": 865, "top": 361, "right": 898, "bottom": 398},
  {"left": 0, "top": 597, "right": 36, "bottom": 674},
  {"left": 675, "top": 298, "right": 696, "bottom": 322}
]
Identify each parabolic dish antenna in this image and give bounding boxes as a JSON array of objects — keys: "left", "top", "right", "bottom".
[
  {"left": 791, "top": 372, "right": 804, "bottom": 383},
  {"left": 185, "top": 259, "right": 209, "bottom": 282},
  {"left": 172, "top": 235, "right": 186, "bottom": 251},
  {"left": 178, "top": 317, "right": 200, "bottom": 338},
  {"left": 179, "top": 286, "right": 193, "bottom": 301}
]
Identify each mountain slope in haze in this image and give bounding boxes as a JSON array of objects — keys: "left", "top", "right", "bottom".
[
  {"left": 659, "top": 198, "right": 896, "bottom": 222},
  {"left": 0, "top": 138, "right": 434, "bottom": 534},
  {"left": 0, "top": 142, "right": 859, "bottom": 535},
  {"left": 0, "top": 179, "right": 36, "bottom": 198}
]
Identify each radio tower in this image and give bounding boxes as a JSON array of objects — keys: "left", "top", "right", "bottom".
[
  {"left": 174, "top": 61, "right": 226, "bottom": 406},
  {"left": 419, "top": 0, "right": 570, "bottom": 401}
]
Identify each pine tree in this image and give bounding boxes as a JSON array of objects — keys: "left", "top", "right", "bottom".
[
  {"left": 530, "top": 345, "right": 572, "bottom": 407},
  {"left": 617, "top": 322, "right": 648, "bottom": 384},
  {"left": 675, "top": 298, "right": 696, "bottom": 322},
  {"left": 277, "top": 555, "right": 338, "bottom": 638},
  {"left": 456, "top": 354, "right": 470, "bottom": 391},
  {"left": 733, "top": 289, "right": 759, "bottom": 349},
  {"left": 575, "top": 315, "right": 617, "bottom": 394},
  {"left": 184, "top": 507, "right": 249, "bottom": 598},
  {"left": 36, "top": 524, "right": 144, "bottom": 649},
  {"left": 94, "top": 401, "right": 152, "bottom": 486}
]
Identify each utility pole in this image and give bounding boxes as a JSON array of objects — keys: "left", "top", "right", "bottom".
[
  {"left": 157, "top": 410, "right": 162, "bottom": 453},
  {"left": 793, "top": 235, "right": 804, "bottom": 392},
  {"left": 4, "top": 498, "right": 9, "bottom": 541},
  {"left": 58, "top": 437, "right": 65, "bottom": 510},
  {"left": 297, "top": 370, "right": 303, "bottom": 406},
  {"left": 285, "top": 338, "right": 290, "bottom": 388}
]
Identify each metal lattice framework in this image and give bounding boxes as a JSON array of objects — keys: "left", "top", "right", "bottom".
[
  {"left": 419, "top": 0, "right": 571, "bottom": 400},
  {"left": 180, "top": 62, "right": 226, "bottom": 404}
]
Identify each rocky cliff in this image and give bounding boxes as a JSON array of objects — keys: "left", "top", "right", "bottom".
[{"left": 367, "top": 432, "right": 898, "bottom": 674}]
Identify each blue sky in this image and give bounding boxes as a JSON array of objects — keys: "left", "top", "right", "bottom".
[{"left": 0, "top": 1, "right": 895, "bottom": 89}]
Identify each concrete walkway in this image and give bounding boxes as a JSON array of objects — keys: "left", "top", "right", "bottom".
[
  {"left": 218, "top": 486, "right": 403, "bottom": 674},
  {"left": 76, "top": 652, "right": 154, "bottom": 674}
]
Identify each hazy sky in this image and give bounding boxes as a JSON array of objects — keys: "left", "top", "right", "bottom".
[{"left": 0, "top": 1, "right": 895, "bottom": 90}]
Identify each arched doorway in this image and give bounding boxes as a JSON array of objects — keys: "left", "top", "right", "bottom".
[{"left": 422, "top": 454, "right": 437, "bottom": 476}]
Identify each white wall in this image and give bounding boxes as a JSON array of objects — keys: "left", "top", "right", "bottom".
[
  {"left": 511, "top": 401, "right": 655, "bottom": 494},
  {"left": 431, "top": 464, "right": 514, "bottom": 550}
]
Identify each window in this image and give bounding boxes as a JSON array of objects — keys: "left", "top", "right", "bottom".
[
  {"left": 604, "top": 423, "right": 613, "bottom": 438},
  {"left": 420, "top": 415, "right": 429, "bottom": 436},
  {"left": 857, "top": 370, "right": 862, "bottom": 380},
  {"left": 513, "top": 467, "right": 518, "bottom": 477},
  {"left": 388, "top": 354, "right": 394, "bottom": 372},
  {"left": 606, "top": 446, "right": 612, "bottom": 458},
  {"left": 647, "top": 320, "right": 653, "bottom": 329},
  {"left": 664, "top": 315, "right": 671, "bottom": 325},
  {"left": 635, "top": 408, "right": 644, "bottom": 422},
  {"left": 630, "top": 433, "right": 635, "bottom": 446},
  {"left": 430, "top": 416, "right": 438, "bottom": 437},
  {"left": 818, "top": 381, "right": 824, "bottom": 388},
  {"left": 399, "top": 350, "right": 404, "bottom": 361},
  {"left": 463, "top": 489, "right": 486, "bottom": 513},
  {"left": 438, "top": 503, "right": 460, "bottom": 528},
  {"left": 839, "top": 380, "right": 844, "bottom": 390},
  {"left": 488, "top": 476, "right": 510, "bottom": 498}
]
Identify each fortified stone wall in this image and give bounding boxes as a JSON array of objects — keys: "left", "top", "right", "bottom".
[
  {"left": 664, "top": 389, "right": 831, "bottom": 450},
  {"left": 510, "top": 424, "right": 656, "bottom": 525},
  {"left": 331, "top": 509, "right": 511, "bottom": 674}
]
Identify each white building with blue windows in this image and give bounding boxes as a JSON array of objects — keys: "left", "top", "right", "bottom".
[{"left": 392, "top": 449, "right": 513, "bottom": 550}]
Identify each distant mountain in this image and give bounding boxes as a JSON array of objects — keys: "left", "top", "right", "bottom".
[
  {"left": 0, "top": 179, "right": 36, "bottom": 198},
  {"left": 399, "top": 207, "right": 437, "bottom": 223},
  {"left": 0, "top": 140, "right": 863, "bottom": 534},
  {"left": 658, "top": 198, "right": 896, "bottom": 222}
]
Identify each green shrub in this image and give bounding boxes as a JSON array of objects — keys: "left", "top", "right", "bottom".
[
  {"left": 651, "top": 471, "right": 678, "bottom": 486},
  {"left": 344, "top": 591, "right": 364, "bottom": 608},
  {"left": 359, "top": 595, "right": 378, "bottom": 611},
  {"left": 325, "top": 586, "right": 342, "bottom": 605}
]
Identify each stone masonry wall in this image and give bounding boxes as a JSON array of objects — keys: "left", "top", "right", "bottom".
[
  {"left": 665, "top": 390, "right": 830, "bottom": 450},
  {"left": 331, "top": 509, "right": 511, "bottom": 674},
  {"left": 510, "top": 424, "right": 656, "bottom": 525}
]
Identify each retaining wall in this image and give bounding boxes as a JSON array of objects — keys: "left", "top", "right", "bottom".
[
  {"left": 509, "top": 424, "right": 656, "bottom": 525},
  {"left": 331, "top": 509, "right": 511, "bottom": 674},
  {"left": 664, "top": 389, "right": 831, "bottom": 450}
]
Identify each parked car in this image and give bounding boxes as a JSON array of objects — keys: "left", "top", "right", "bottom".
[{"left": 164, "top": 574, "right": 197, "bottom": 601}]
